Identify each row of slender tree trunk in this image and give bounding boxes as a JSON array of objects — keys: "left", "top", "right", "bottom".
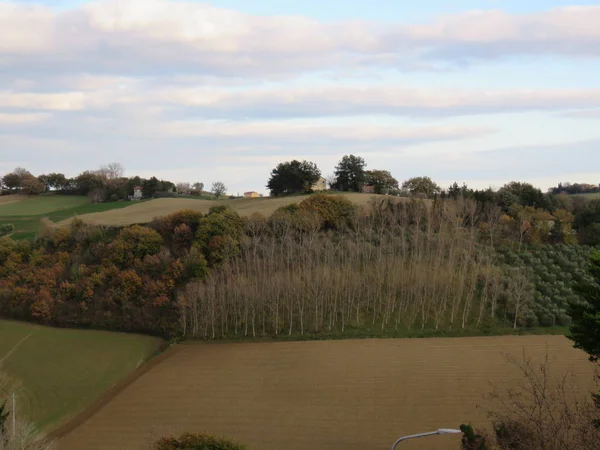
[{"left": 179, "top": 198, "right": 524, "bottom": 339}]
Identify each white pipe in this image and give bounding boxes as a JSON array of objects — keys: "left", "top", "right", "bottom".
[{"left": 391, "top": 428, "right": 462, "bottom": 449}]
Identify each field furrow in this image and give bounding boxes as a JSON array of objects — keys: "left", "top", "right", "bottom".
[{"left": 59, "top": 336, "right": 595, "bottom": 450}]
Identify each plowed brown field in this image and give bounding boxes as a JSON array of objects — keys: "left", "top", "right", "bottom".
[{"left": 59, "top": 336, "right": 595, "bottom": 450}]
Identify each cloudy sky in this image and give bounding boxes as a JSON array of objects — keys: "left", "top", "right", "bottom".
[{"left": 1, "top": 0, "right": 600, "bottom": 195}]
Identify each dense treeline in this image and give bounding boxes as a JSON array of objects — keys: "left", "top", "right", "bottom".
[
  {"left": 178, "top": 195, "right": 597, "bottom": 339},
  {"left": 1, "top": 169, "right": 600, "bottom": 338},
  {"left": 0, "top": 164, "right": 225, "bottom": 202},
  {"left": 0, "top": 209, "right": 214, "bottom": 335},
  {"left": 1, "top": 191, "right": 592, "bottom": 339},
  {"left": 550, "top": 182, "right": 600, "bottom": 196},
  {"left": 180, "top": 198, "right": 506, "bottom": 338}
]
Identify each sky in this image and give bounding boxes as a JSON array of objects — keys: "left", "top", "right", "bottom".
[{"left": 1, "top": 0, "right": 600, "bottom": 195}]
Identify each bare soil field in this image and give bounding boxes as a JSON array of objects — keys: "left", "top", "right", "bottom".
[
  {"left": 58, "top": 335, "right": 595, "bottom": 450},
  {"left": 57, "top": 193, "right": 391, "bottom": 227}
]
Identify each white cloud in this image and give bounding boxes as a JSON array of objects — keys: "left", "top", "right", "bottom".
[
  {"left": 0, "top": 90, "right": 140, "bottom": 111},
  {"left": 0, "top": 112, "right": 50, "bottom": 125},
  {"left": 155, "top": 121, "right": 493, "bottom": 142},
  {"left": 4, "top": 83, "right": 600, "bottom": 118},
  {"left": 1, "top": 1, "right": 600, "bottom": 78},
  {"left": 0, "top": 1, "right": 598, "bottom": 194},
  {"left": 0, "top": 3, "right": 55, "bottom": 53},
  {"left": 154, "top": 85, "right": 600, "bottom": 118},
  {"left": 561, "top": 109, "right": 600, "bottom": 119}
]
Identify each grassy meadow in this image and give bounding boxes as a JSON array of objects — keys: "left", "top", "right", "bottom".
[
  {"left": 1, "top": 192, "right": 385, "bottom": 238},
  {"left": 572, "top": 192, "right": 600, "bottom": 200},
  {"left": 0, "top": 194, "right": 140, "bottom": 240},
  {"left": 0, "top": 320, "right": 164, "bottom": 430}
]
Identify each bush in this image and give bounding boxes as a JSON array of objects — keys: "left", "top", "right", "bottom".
[
  {"left": 464, "top": 353, "right": 600, "bottom": 450},
  {"left": 0, "top": 224, "right": 14, "bottom": 237},
  {"left": 154, "top": 433, "right": 245, "bottom": 450},
  {"left": 579, "top": 223, "right": 600, "bottom": 245},
  {"left": 181, "top": 247, "right": 209, "bottom": 279},
  {"left": 298, "top": 194, "right": 358, "bottom": 230},
  {"left": 109, "top": 225, "right": 164, "bottom": 265},
  {"left": 196, "top": 207, "right": 244, "bottom": 250}
]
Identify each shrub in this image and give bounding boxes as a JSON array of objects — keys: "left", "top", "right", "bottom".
[
  {"left": 154, "top": 433, "right": 245, "bottom": 450},
  {"left": 151, "top": 210, "right": 204, "bottom": 238},
  {"left": 0, "top": 224, "right": 14, "bottom": 237},
  {"left": 0, "top": 237, "right": 17, "bottom": 265},
  {"left": 243, "top": 213, "right": 268, "bottom": 237},
  {"left": 465, "top": 352, "right": 600, "bottom": 450},
  {"left": 181, "top": 247, "right": 209, "bottom": 279},
  {"left": 298, "top": 194, "right": 358, "bottom": 230},
  {"left": 196, "top": 207, "right": 244, "bottom": 250},
  {"left": 109, "top": 225, "right": 164, "bottom": 265}
]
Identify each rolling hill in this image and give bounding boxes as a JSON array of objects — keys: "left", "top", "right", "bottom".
[
  {"left": 57, "top": 193, "right": 389, "bottom": 227},
  {"left": 0, "top": 320, "right": 164, "bottom": 430}
]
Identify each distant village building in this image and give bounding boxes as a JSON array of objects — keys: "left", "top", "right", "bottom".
[
  {"left": 361, "top": 184, "right": 376, "bottom": 194},
  {"left": 244, "top": 191, "right": 260, "bottom": 198},
  {"left": 312, "top": 177, "right": 327, "bottom": 191},
  {"left": 129, "top": 186, "right": 143, "bottom": 201}
]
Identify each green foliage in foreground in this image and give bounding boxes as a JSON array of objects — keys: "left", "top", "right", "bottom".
[
  {"left": 568, "top": 251, "right": 600, "bottom": 421},
  {"left": 569, "top": 251, "right": 600, "bottom": 363},
  {"left": 0, "top": 320, "right": 164, "bottom": 429},
  {"left": 0, "top": 224, "right": 14, "bottom": 237},
  {"left": 155, "top": 433, "right": 245, "bottom": 450}
]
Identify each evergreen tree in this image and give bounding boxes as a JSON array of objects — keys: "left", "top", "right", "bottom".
[
  {"left": 333, "top": 155, "right": 366, "bottom": 192},
  {"left": 568, "top": 251, "right": 600, "bottom": 422},
  {"left": 266, "top": 160, "right": 321, "bottom": 196}
]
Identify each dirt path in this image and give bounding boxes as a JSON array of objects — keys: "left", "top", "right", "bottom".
[{"left": 59, "top": 336, "right": 595, "bottom": 450}]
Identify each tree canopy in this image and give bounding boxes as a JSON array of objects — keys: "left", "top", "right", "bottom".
[
  {"left": 211, "top": 181, "right": 227, "bottom": 199},
  {"left": 333, "top": 155, "right": 366, "bottom": 192},
  {"left": 266, "top": 160, "right": 321, "bottom": 196},
  {"left": 365, "top": 170, "right": 398, "bottom": 194},
  {"left": 402, "top": 176, "right": 441, "bottom": 198},
  {"left": 568, "top": 251, "right": 600, "bottom": 419},
  {"left": 1, "top": 167, "right": 32, "bottom": 191},
  {"left": 498, "top": 181, "right": 554, "bottom": 212}
]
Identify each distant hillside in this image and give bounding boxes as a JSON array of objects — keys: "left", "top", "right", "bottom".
[
  {"left": 57, "top": 193, "right": 392, "bottom": 227},
  {"left": 571, "top": 192, "right": 600, "bottom": 199},
  {"left": 0, "top": 194, "right": 138, "bottom": 240}
]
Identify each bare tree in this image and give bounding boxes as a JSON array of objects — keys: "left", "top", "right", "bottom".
[
  {"left": 100, "top": 162, "right": 124, "bottom": 180},
  {"left": 0, "top": 421, "right": 57, "bottom": 450},
  {"left": 325, "top": 174, "right": 336, "bottom": 190},
  {"left": 507, "top": 270, "right": 535, "bottom": 329},
  {"left": 176, "top": 182, "right": 191, "bottom": 195},
  {"left": 475, "top": 351, "right": 600, "bottom": 450},
  {"left": 179, "top": 198, "right": 503, "bottom": 339},
  {"left": 211, "top": 181, "right": 227, "bottom": 199}
]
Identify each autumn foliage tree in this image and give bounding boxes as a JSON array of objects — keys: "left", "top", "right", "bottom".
[
  {"left": 402, "top": 176, "right": 441, "bottom": 198},
  {"left": 365, "top": 170, "right": 399, "bottom": 194}
]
